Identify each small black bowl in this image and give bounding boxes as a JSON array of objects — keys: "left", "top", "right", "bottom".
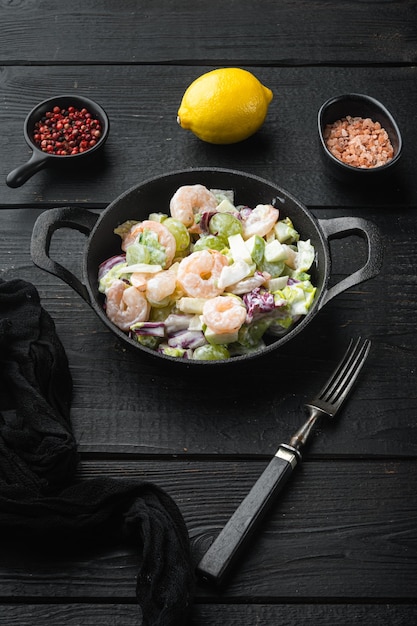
[
  {"left": 318, "top": 93, "right": 402, "bottom": 182},
  {"left": 6, "top": 94, "right": 109, "bottom": 188}
]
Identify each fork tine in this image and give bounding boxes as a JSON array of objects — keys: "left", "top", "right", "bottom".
[
  {"left": 319, "top": 337, "right": 371, "bottom": 406},
  {"left": 290, "top": 337, "right": 371, "bottom": 449}
]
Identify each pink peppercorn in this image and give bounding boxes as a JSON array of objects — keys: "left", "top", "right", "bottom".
[{"left": 33, "top": 105, "right": 102, "bottom": 156}]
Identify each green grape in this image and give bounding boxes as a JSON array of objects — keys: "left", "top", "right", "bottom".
[
  {"left": 209, "top": 212, "right": 242, "bottom": 240},
  {"left": 172, "top": 248, "right": 190, "bottom": 260},
  {"left": 150, "top": 304, "right": 174, "bottom": 321},
  {"left": 163, "top": 217, "right": 190, "bottom": 252},
  {"left": 193, "top": 234, "right": 227, "bottom": 252},
  {"left": 260, "top": 258, "right": 285, "bottom": 278},
  {"left": 193, "top": 344, "right": 230, "bottom": 360}
]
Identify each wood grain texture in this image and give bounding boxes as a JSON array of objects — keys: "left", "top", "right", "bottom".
[
  {"left": 0, "top": 460, "right": 416, "bottom": 601},
  {"left": 1, "top": 603, "right": 417, "bottom": 626},
  {"left": 0, "top": 0, "right": 416, "bottom": 66},
  {"left": 0, "top": 65, "right": 415, "bottom": 207},
  {"left": 1, "top": 3, "right": 416, "bottom": 623}
]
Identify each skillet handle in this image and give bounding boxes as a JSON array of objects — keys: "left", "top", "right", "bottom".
[
  {"left": 318, "top": 216, "right": 383, "bottom": 308},
  {"left": 30, "top": 206, "right": 99, "bottom": 304}
]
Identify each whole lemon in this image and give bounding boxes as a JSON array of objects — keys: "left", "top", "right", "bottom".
[{"left": 177, "top": 68, "right": 273, "bottom": 144}]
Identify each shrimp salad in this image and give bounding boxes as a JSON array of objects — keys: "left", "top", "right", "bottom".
[{"left": 98, "top": 184, "right": 317, "bottom": 361}]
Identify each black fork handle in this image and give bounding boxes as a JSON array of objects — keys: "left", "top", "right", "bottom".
[{"left": 196, "top": 444, "right": 300, "bottom": 587}]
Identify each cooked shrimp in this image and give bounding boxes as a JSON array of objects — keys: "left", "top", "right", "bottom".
[
  {"left": 120, "top": 220, "right": 176, "bottom": 267},
  {"left": 146, "top": 264, "right": 179, "bottom": 305},
  {"left": 170, "top": 184, "right": 218, "bottom": 229},
  {"left": 105, "top": 279, "right": 150, "bottom": 331},
  {"left": 176, "top": 249, "right": 228, "bottom": 298},
  {"left": 241, "top": 204, "right": 279, "bottom": 240},
  {"left": 202, "top": 295, "right": 247, "bottom": 334},
  {"left": 129, "top": 272, "right": 150, "bottom": 291}
]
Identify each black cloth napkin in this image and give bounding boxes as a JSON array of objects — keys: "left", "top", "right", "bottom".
[{"left": 0, "top": 278, "right": 194, "bottom": 625}]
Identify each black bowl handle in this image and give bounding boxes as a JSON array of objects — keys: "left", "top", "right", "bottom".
[
  {"left": 6, "top": 150, "right": 51, "bottom": 188},
  {"left": 318, "top": 216, "right": 383, "bottom": 308},
  {"left": 31, "top": 206, "right": 99, "bottom": 303}
]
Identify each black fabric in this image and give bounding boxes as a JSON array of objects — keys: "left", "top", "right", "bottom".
[{"left": 0, "top": 278, "right": 194, "bottom": 625}]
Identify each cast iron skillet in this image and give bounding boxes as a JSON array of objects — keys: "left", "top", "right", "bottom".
[{"left": 30, "top": 168, "right": 383, "bottom": 367}]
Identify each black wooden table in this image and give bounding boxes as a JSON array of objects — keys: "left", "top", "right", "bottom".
[{"left": 1, "top": 2, "right": 417, "bottom": 624}]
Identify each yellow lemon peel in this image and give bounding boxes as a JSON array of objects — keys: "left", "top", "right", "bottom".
[{"left": 177, "top": 68, "right": 273, "bottom": 144}]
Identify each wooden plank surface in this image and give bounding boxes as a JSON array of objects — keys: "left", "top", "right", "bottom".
[
  {"left": 2, "top": 603, "right": 417, "bottom": 626},
  {"left": 0, "top": 0, "right": 416, "bottom": 66},
  {"left": 1, "top": 2, "right": 416, "bottom": 624},
  {"left": 0, "top": 65, "right": 415, "bottom": 207},
  {"left": 0, "top": 460, "right": 416, "bottom": 600}
]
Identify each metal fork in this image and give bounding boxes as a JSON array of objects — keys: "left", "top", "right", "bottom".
[{"left": 196, "top": 337, "right": 371, "bottom": 587}]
